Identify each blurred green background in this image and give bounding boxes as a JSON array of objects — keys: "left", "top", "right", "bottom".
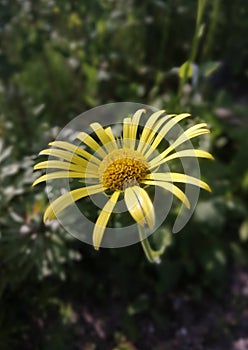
[{"left": 1, "top": 1, "right": 248, "bottom": 349}]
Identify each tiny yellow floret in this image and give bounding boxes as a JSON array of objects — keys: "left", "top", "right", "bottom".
[{"left": 99, "top": 149, "right": 149, "bottom": 191}]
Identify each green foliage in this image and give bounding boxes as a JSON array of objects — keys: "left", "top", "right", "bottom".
[{"left": 0, "top": 0, "right": 248, "bottom": 348}]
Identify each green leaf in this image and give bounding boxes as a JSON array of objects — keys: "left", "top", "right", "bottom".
[
  {"left": 127, "top": 296, "right": 149, "bottom": 316},
  {"left": 179, "top": 61, "right": 194, "bottom": 79},
  {"left": 239, "top": 219, "right": 248, "bottom": 242},
  {"left": 201, "top": 61, "right": 221, "bottom": 77}
]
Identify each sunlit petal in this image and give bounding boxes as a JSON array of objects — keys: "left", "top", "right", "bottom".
[
  {"left": 187, "top": 129, "right": 210, "bottom": 138},
  {"left": 40, "top": 148, "right": 89, "bottom": 168},
  {"left": 139, "top": 115, "right": 177, "bottom": 155},
  {"left": 141, "top": 114, "right": 178, "bottom": 155},
  {"left": 137, "top": 110, "right": 167, "bottom": 152},
  {"left": 93, "top": 191, "right": 120, "bottom": 250},
  {"left": 44, "top": 184, "right": 104, "bottom": 222},
  {"left": 90, "top": 122, "right": 118, "bottom": 152},
  {"left": 34, "top": 160, "right": 84, "bottom": 172},
  {"left": 144, "top": 113, "right": 191, "bottom": 159},
  {"left": 104, "top": 126, "right": 118, "bottom": 149},
  {"left": 77, "top": 131, "right": 107, "bottom": 159},
  {"left": 146, "top": 172, "right": 211, "bottom": 192},
  {"left": 49, "top": 141, "right": 101, "bottom": 165},
  {"left": 124, "top": 186, "right": 155, "bottom": 229},
  {"left": 149, "top": 125, "right": 211, "bottom": 169},
  {"left": 122, "top": 117, "right": 132, "bottom": 148},
  {"left": 32, "top": 171, "right": 99, "bottom": 187},
  {"left": 149, "top": 149, "right": 214, "bottom": 169},
  {"left": 142, "top": 179, "right": 190, "bottom": 208},
  {"left": 129, "top": 109, "right": 145, "bottom": 149}
]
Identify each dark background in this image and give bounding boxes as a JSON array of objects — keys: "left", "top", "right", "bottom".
[{"left": 1, "top": 1, "right": 248, "bottom": 349}]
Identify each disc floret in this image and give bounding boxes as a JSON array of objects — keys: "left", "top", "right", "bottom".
[{"left": 99, "top": 149, "right": 149, "bottom": 191}]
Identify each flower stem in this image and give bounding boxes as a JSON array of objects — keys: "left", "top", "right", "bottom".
[
  {"left": 138, "top": 225, "right": 162, "bottom": 264},
  {"left": 202, "top": 0, "right": 221, "bottom": 60},
  {"left": 177, "top": 0, "right": 209, "bottom": 102}
]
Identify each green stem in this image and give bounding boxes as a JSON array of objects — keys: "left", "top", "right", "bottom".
[
  {"left": 138, "top": 225, "right": 162, "bottom": 264},
  {"left": 202, "top": 0, "right": 221, "bottom": 60},
  {"left": 177, "top": 0, "right": 209, "bottom": 102}
]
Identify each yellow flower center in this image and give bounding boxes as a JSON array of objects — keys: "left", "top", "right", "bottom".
[{"left": 99, "top": 149, "right": 149, "bottom": 191}]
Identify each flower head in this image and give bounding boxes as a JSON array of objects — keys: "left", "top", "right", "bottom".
[{"left": 33, "top": 109, "right": 213, "bottom": 255}]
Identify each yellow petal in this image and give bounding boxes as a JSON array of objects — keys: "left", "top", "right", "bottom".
[
  {"left": 131, "top": 109, "right": 145, "bottom": 136},
  {"left": 49, "top": 141, "right": 101, "bottom": 165},
  {"left": 34, "top": 160, "right": 84, "bottom": 172},
  {"left": 139, "top": 115, "right": 176, "bottom": 155},
  {"left": 32, "top": 171, "right": 98, "bottom": 187},
  {"left": 146, "top": 172, "right": 211, "bottom": 192},
  {"left": 44, "top": 184, "right": 103, "bottom": 222},
  {"left": 77, "top": 131, "right": 106, "bottom": 159},
  {"left": 104, "top": 127, "right": 118, "bottom": 149},
  {"left": 40, "top": 148, "right": 99, "bottom": 174},
  {"left": 144, "top": 113, "right": 191, "bottom": 159},
  {"left": 124, "top": 186, "right": 155, "bottom": 230},
  {"left": 185, "top": 122, "right": 207, "bottom": 133},
  {"left": 142, "top": 180, "right": 190, "bottom": 209},
  {"left": 122, "top": 117, "right": 132, "bottom": 148},
  {"left": 39, "top": 148, "right": 89, "bottom": 168},
  {"left": 90, "top": 123, "right": 117, "bottom": 152},
  {"left": 129, "top": 109, "right": 145, "bottom": 149},
  {"left": 93, "top": 191, "right": 120, "bottom": 250},
  {"left": 149, "top": 124, "right": 211, "bottom": 168},
  {"left": 149, "top": 149, "right": 214, "bottom": 169},
  {"left": 137, "top": 110, "right": 167, "bottom": 152},
  {"left": 187, "top": 129, "right": 210, "bottom": 138},
  {"left": 141, "top": 114, "right": 178, "bottom": 155}
]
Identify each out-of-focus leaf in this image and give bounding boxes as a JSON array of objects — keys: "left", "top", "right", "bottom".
[
  {"left": 242, "top": 172, "right": 248, "bottom": 191},
  {"left": 9, "top": 211, "right": 24, "bottom": 223},
  {"left": 127, "top": 295, "right": 149, "bottom": 316},
  {"left": 201, "top": 61, "right": 221, "bottom": 77},
  {"left": 194, "top": 198, "right": 226, "bottom": 232},
  {"left": 1, "top": 164, "right": 19, "bottom": 178},
  {"left": 151, "top": 226, "right": 172, "bottom": 253},
  {"left": 0, "top": 143, "right": 12, "bottom": 163},
  {"left": 214, "top": 249, "right": 226, "bottom": 265},
  {"left": 179, "top": 61, "right": 194, "bottom": 79},
  {"left": 239, "top": 219, "right": 248, "bottom": 242}
]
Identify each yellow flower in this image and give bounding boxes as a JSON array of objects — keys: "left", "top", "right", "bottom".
[{"left": 33, "top": 109, "right": 213, "bottom": 261}]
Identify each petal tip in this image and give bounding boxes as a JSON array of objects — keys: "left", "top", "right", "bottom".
[
  {"left": 39, "top": 150, "right": 47, "bottom": 156},
  {"left": 137, "top": 108, "right": 146, "bottom": 114},
  {"left": 185, "top": 200, "right": 191, "bottom": 209},
  {"left": 43, "top": 215, "right": 54, "bottom": 224},
  {"left": 43, "top": 207, "right": 54, "bottom": 223},
  {"left": 204, "top": 184, "right": 212, "bottom": 192},
  {"left": 32, "top": 177, "right": 42, "bottom": 187}
]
